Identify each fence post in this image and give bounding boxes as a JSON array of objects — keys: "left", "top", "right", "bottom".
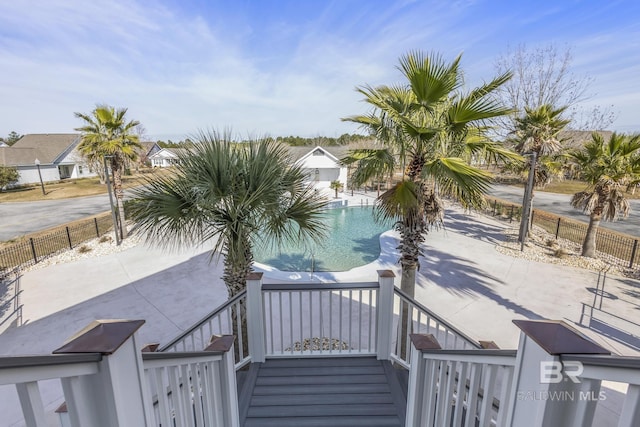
[
  {"left": 530, "top": 210, "right": 535, "bottom": 227},
  {"left": 205, "top": 336, "right": 240, "bottom": 427},
  {"left": 505, "top": 319, "right": 610, "bottom": 427},
  {"left": 94, "top": 217, "right": 100, "bottom": 237},
  {"left": 246, "top": 272, "right": 265, "bottom": 363},
  {"left": 510, "top": 205, "right": 514, "bottom": 223},
  {"left": 52, "top": 319, "right": 153, "bottom": 427},
  {"left": 376, "top": 270, "right": 395, "bottom": 360},
  {"left": 29, "top": 238, "right": 38, "bottom": 264},
  {"left": 406, "top": 334, "right": 441, "bottom": 427},
  {"left": 630, "top": 240, "right": 638, "bottom": 269},
  {"left": 66, "top": 227, "right": 73, "bottom": 249},
  {"left": 493, "top": 200, "right": 497, "bottom": 216},
  {"left": 555, "top": 218, "right": 561, "bottom": 240}
]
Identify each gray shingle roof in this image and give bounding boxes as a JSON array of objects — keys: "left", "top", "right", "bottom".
[
  {"left": 287, "top": 142, "right": 380, "bottom": 162},
  {"left": 0, "top": 134, "right": 81, "bottom": 166}
]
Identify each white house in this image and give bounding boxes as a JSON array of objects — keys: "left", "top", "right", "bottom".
[
  {"left": 0, "top": 134, "right": 97, "bottom": 186},
  {"left": 291, "top": 146, "right": 348, "bottom": 190},
  {"left": 148, "top": 148, "right": 188, "bottom": 168}
]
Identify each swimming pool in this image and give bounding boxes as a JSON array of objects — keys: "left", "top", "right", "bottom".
[{"left": 254, "top": 206, "right": 393, "bottom": 272}]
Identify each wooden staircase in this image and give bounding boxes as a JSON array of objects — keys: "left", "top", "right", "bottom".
[{"left": 238, "top": 357, "right": 407, "bottom": 427}]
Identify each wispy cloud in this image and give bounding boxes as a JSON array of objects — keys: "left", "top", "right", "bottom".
[{"left": 0, "top": 0, "right": 638, "bottom": 138}]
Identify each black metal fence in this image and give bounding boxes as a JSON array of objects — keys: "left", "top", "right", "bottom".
[
  {"left": 0, "top": 213, "right": 114, "bottom": 270},
  {"left": 483, "top": 196, "right": 640, "bottom": 269}
]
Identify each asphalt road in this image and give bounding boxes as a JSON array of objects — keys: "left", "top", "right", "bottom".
[
  {"left": 0, "top": 194, "right": 112, "bottom": 241},
  {"left": 486, "top": 185, "right": 640, "bottom": 237},
  {"left": 1, "top": 184, "right": 640, "bottom": 242}
]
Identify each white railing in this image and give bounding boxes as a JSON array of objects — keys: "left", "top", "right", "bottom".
[
  {"left": 0, "top": 353, "right": 102, "bottom": 426},
  {"left": 557, "top": 354, "right": 640, "bottom": 427},
  {"left": 326, "top": 199, "right": 349, "bottom": 209},
  {"left": 142, "top": 340, "right": 238, "bottom": 427},
  {"left": 407, "top": 320, "right": 640, "bottom": 427},
  {"left": 242, "top": 271, "right": 483, "bottom": 363},
  {"left": 406, "top": 346, "right": 517, "bottom": 427},
  {"left": 261, "top": 282, "right": 379, "bottom": 357},
  {"left": 160, "top": 290, "right": 250, "bottom": 368},
  {"left": 0, "top": 320, "right": 239, "bottom": 427},
  {"left": 392, "top": 288, "right": 481, "bottom": 368}
]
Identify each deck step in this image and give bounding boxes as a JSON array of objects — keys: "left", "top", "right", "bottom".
[
  {"left": 240, "top": 357, "right": 405, "bottom": 427},
  {"left": 244, "top": 415, "right": 402, "bottom": 427}
]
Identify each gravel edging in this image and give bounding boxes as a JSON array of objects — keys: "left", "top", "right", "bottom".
[
  {"left": 22, "top": 232, "right": 142, "bottom": 273},
  {"left": 495, "top": 225, "right": 628, "bottom": 277}
]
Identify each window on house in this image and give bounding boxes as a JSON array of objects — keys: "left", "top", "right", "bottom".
[{"left": 78, "top": 166, "right": 83, "bottom": 174}]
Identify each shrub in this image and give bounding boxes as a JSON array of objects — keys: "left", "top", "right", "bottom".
[
  {"left": 77, "top": 245, "right": 92, "bottom": 253},
  {"left": 99, "top": 235, "right": 112, "bottom": 243},
  {"left": 553, "top": 247, "right": 568, "bottom": 259},
  {"left": 0, "top": 166, "right": 19, "bottom": 191}
]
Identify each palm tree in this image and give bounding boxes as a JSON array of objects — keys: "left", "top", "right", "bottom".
[
  {"left": 507, "top": 104, "right": 570, "bottom": 189},
  {"left": 75, "top": 105, "right": 141, "bottom": 239},
  {"left": 128, "top": 131, "right": 328, "bottom": 297},
  {"left": 569, "top": 132, "right": 640, "bottom": 257},
  {"left": 343, "top": 51, "right": 517, "bottom": 298},
  {"left": 329, "top": 180, "right": 343, "bottom": 198}
]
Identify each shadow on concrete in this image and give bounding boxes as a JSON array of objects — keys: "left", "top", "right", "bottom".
[
  {"left": 579, "top": 303, "right": 640, "bottom": 351},
  {"left": 0, "top": 252, "right": 228, "bottom": 356},
  {"left": 420, "top": 247, "right": 543, "bottom": 320},
  {"left": 444, "top": 212, "right": 508, "bottom": 244},
  {"left": 589, "top": 319, "right": 640, "bottom": 351}
]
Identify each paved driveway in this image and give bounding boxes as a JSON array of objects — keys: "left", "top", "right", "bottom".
[
  {"left": 487, "top": 185, "right": 640, "bottom": 237},
  {"left": 0, "top": 194, "right": 112, "bottom": 241}
]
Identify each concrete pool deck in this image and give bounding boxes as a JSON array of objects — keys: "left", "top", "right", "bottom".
[
  {"left": 1, "top": 192, "right": 639, "bottom": 357},
  {"left": 1, "top": 191, "right": 639, "bottom": 425}
]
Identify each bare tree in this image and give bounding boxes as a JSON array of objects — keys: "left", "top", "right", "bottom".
[{"left": 493, "top": 44, "right": 616, "bottom": 134}]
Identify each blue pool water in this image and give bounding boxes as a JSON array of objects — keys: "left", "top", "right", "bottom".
[{"left": 254, "top": 207, "right": 393, "bottom": 272}]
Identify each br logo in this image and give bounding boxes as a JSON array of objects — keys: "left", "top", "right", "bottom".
[{"left": 540, "top": 361, "right": 583, "bottom": 384}]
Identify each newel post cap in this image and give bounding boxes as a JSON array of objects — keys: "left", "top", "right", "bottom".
[
  {"left": 513, "top": 319, "right": 610, "bottom": 355},
  {"left": 53, "top": 319, "right": 145, "bottom": 355}
]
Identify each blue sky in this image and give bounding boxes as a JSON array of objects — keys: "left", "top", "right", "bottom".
[{"left": 0, "top": 0, "right": 638, "bottom": 141}]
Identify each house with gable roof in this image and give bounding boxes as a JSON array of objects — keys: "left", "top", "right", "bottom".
[
  {"left": 289, "top": 146, "right": 348, "bottom": 191},
  {"left": 148, "top": 147, "right": 191, "bottom": 167},
  {"left": 0, "top": 134, "right": 97, "bottom": 186}
]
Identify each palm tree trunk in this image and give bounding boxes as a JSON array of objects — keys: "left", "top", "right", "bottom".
[
  {"left": 398, "top": 217, "right": 422, "bottom": 360},
  {"left": 582, "top": 213, "right": 601, "bottom": 257},
  {"left": 111, "top": 159, "right": 128, "bottom": 239},
  {"left": 399, "top": 264, "right": 417, "bottom": 361},
  {"left": 222, "top": 245, "right": 253, "bottom": 362}
]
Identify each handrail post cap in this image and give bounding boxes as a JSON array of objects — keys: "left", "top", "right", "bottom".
[
  {"left": 377, "top": 270, "right": 395, "bottom": 278},
  {"left": 205, "top": 335, "right": 235, "bottom": 352},
  {"left": 410, "top": 333, "right": 442, "bottom": 351},
  {"left": 53, "top": 319, "right": 145, "bottom": 355},
  {"left": 513, "top": 319, "right": 610, "bottom": 355}
]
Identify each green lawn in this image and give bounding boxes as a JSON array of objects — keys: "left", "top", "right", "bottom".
[{"left": 0, "top": 169, "right": 169, "bottom": 202}]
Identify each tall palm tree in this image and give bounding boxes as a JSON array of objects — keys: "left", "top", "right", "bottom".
[
  {"left": 75, "top": 105, "right": 141, "bottom": 239},
  {"left": 506, "top": 104, "right": 570, "bottom": 241},
  {"left": 507, "top": 104, "right": 570, "bottom": 188},
  {"left": 569, "top": 132, "right": 640, "bottom": 257},
  {"left": 342, "top": 51, "right": 517, "bottom": 298},
  {"left": 128, "top": 131, "right": 328, "bottom": 297}
]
